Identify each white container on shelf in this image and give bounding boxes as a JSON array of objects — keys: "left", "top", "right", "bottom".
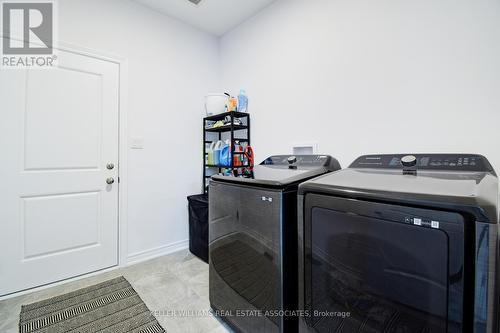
[{"left": 205, "top": 94, "right": 227, "bottom": 116}]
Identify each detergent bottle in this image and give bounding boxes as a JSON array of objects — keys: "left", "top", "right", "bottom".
[
  {"left": 207, "top": 142, "right": 216, "bottom": 165},
  {"left": 233, "top": 141, "right": 242, "bottom": 166},
  {"left": 220, "top": 141, "right": 231, "bottom": 167},
  {"left": 237, "top": 89, "right": 248, "bottom": 112},
  {"left": 227, "top": 96, "right": 238, "bottom": 112},
  {"left": 213, "top": 140, "right": 224, "bottom": 166}
]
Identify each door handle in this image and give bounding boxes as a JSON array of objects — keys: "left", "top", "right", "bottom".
[
  {"left": 106, "top": 163, "right": 115, "bottom": 170},
  {"left": 106, "top": 177, "right": 115, "bottom": 185}
]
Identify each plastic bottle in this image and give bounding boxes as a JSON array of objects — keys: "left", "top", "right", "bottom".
[
  {"left": 213, "top": 140, "right": 224, "bottom": 166},
  {"left": 237, "top": 89, "right": 248, "bottom": 112},
  {"left": 207, "top": 142, "right": 216, "bottom": 165},
  {"left": 227, "top": 96, "right": 238, "bottom": 112},
  {"left": 220, "top": 142, "right": 231, "bottom": 167},
  {"left": 234, "top": 141, "right": 242, "bottom": 166}
]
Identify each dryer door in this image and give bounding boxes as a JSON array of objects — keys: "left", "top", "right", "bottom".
[{"left": 301, "top": 194, "right": 469, "bottom": 333}]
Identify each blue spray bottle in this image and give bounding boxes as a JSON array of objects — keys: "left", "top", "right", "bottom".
[{"left": 237, "top": 89, "right": 248, "bottom": 112}]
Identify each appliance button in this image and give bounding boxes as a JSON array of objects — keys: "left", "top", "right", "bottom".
[{"left": 401, "top": 155, "right": 417, "bottom": 167}]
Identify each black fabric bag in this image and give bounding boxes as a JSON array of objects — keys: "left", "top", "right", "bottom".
[{"left": 187, "top": 194, "right": 209, "bottom": 263}]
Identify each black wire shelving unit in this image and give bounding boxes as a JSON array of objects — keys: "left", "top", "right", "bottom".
[{"left": 203, "top": 111, "right": 251, "bottom": 193}]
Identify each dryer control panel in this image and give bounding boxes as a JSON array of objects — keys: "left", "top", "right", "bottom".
[
  {"left": 350, "top": 154, "right": 495, "bottom": 174},
  {"left": 261, "top": 155, "right": 333, "bottom": 167}
]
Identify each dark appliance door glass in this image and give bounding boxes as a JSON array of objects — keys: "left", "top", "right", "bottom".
[{"left": 303, "top": 195, "right": 466, "bottom": 333}]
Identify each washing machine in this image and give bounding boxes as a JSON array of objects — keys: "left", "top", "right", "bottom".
[
  {"left": 209, "top": 155, "right": 341, "bottom": 333},
  {"left": 297, "top": 154, "right": 499, "bottom": 333}
]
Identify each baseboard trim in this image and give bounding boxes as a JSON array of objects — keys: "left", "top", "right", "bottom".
[
  {"left": 126, "top": 239, "right": 189, "bottom": 266},
  {"left": 0, "top": 240, "right": 190, "bottom": 300}
]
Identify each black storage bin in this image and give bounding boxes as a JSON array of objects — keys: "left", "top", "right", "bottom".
[{"left": 187, "top": 194, "right": 209, "bottom": 263}]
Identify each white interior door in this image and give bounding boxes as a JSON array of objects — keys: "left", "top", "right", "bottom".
[{"left": 0, "top": 47, "right": 120, "bottom": 296}]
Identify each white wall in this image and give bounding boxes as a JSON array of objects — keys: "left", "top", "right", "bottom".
[
  {"left": 59, "top": 0, "right": 219, "bottom": 260},
  {"left": 56, "top": 0, "right": 500, "bottom": 264},
  {"left": 220, "top": 0, "right": 500, "bottom": 172}
]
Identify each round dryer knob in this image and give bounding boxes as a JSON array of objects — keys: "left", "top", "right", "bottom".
[
  {"left": 287, "top": 156, "right": 297, "bottom": 164},
  {"left": 401, "top": 155, "right": 417, "bottom": 167}
]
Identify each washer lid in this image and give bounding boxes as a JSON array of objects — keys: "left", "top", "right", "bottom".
[
  {"left": 299, "top": 154, "right": 499, "bottom": 223},
  {"left": 211, "top": 155, "right": 341, "bottom": 188}
]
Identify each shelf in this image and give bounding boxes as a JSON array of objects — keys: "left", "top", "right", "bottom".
[
  {"left": 205, "top": 138, "right": 249, "bottom": 143},
  {"left": 204, "top": 124, "right": 248, "bottom": 133},
  {"left": 205, "top": 151, "right": 246, "bottom": 155},
  {"left": 203, "top": 111, "right": 250, "bottom": 193},
  {"left": 206, "top": 164, "right": 251, "bottom": 168},
  {"left": 204, "top": 111, "right": 249, "bottom": 122}
]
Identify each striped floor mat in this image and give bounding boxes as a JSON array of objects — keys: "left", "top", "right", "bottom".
[{"left": 19, "top": 276, "right": 165, "bottom": 333}]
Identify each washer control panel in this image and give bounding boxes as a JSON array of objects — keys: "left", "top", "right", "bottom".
[
  {"left": 350, "top": 154, "right": 495, "bottom": 173},
  {"left": 261, "top": 155, "right": 332, "bottom": 167}
]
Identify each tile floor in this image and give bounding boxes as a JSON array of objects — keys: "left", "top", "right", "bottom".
[{"left": 0, "top": 249, "right": 232, "bottom": 333}]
